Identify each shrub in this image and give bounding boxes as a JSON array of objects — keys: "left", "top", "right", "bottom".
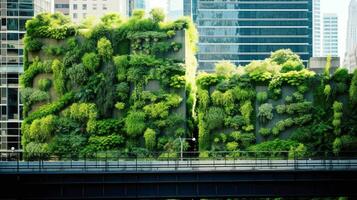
[
  {"left": 248, "top": 139, "right": 300, "bottom": 157},
  {"left": 258, "top": 128, "right": 271, "bottom": 137},
  {"left": 82, "top": 52, "right": 100, "bottom": 72},
  {"left": 232, "top": 87, "right": 255, "bottom": 101},
  {"left": 215, "top": 61, "right": 236, "bottom": 77},
  {"left": 97, "top": 37, "right": 113, "bottom": 61},
  {"left": 52, "top": 59, "right": 66, "bottom": 95},
  {"left": 114, "top": 56, "right": 129, "bottom": 81},
  {"left": 257, "top": 103, "right": 274, "bottom": 124},
  {"left": 49, "top": 133, "right": 86, "bottom": 158},
  {"left": 29, "top": 115, "right": 55, "bottom": 143},
  {"left": 256, "top": 91, "right": 268, "bottom": 104},
  {"left": 21, "top": 88, "right": 50, "bottom": 106},
  {"left": 240, "top": 100, "right": 253, "bottom": 124},
  {"left": 270, "top": 49, "right": 302, "bottom": 65},
  {"left": 226, "top": 141, "right": 239, "bottom": 151},
  {"left": 170, "top": 75, "right": 185, "bottom": 88},
  {"left": 205, "top": 107, "right": 225, "bottom": 130},
  {"left": 24, "top": 92, "right": 74, "bottom": 123},
  {"left": 144, "top": 102, "right": 169, "bottom": 118},
  {"left": 224, "top": 115, "right": 246, "bottom": 129},
  {"left": 150, "top": 8, "right": 165, "bottom": 23},
  {"left": 24, "top": 142, "right": 49, "bottom": 159},
  {"left": 24, "top": 36, "right": 42, "bottom": 51},
  {"left": 89, "top": 119, "right": 123, "bottom": 136},
  {"left": 66, "top": 103, "right": 97, "bottom": 123},
  {"left": 144, "top": 128, "right": 156, "bottom": 150},
  {"left": 67, "top": 64, "right": 88, "bottom": 87},
  {"left": 350, "top": 69, "right": 357, "bottom": 105},
  {"left": 281, "top": 60, "right": 304, "bottom": 72},
  {"left": 115, "top": 102, "right": 125, "bottom": 110},
  {"left": 124, "top": 111, "right": 146, "bottom": 137},
  {"left": 332, "top": 101, "right": 343, "bottom": 136},
  {"left": 37, "top": 78, "right": 52, "bottom": 91},
  {"left": 87, "top": 134, "right": 124, "bottom": 151},
  {"left": 324, "top": 84, "right": 331, "bottom": 99},
  {"left": 20, "top": 59, "right": 52, "bottom": 87}
]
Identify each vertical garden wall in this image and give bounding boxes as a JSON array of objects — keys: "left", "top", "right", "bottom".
[
  {"left": 21, "top": 10, "right": 198, "bottom": 158},
  {"left": 21, "top": 12, "right": 357, "bottom": 159},
  {"left": 196, "top": 50, "right": 357, "bottom": 157}
]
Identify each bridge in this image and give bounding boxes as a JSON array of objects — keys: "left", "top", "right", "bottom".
[{"left": 1, "top": 151, "right": 357, "bottom": 199}]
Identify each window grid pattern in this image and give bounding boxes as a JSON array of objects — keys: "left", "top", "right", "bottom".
[
  {"left": 189, "top": 0, "right": 313, "bottom": 71},
  {"left": 0, "top": 0, "right": 30, "bottom": 151}
]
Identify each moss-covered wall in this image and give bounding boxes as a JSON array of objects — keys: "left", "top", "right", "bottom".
[
  {"left": 195, "top": 51, "right": 357, "bottom": 157},
  {"left": 21, "top": 11, "right": 198, "bottom": 159},
  {"left": 21, "top": 13, "right": 357, "bottom": 159}
]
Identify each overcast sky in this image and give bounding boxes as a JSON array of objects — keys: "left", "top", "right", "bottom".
[{"left": 150, "top": 0, "right": 351, "bottom": 60}]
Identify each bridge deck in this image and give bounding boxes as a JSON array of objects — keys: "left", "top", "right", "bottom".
[{"left": 1, "top": 159, "right": 357, "bottom": 172}]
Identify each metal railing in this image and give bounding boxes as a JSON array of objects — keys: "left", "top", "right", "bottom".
[{"left": 1, "top": 151, "right": 357, "bottom": 172}]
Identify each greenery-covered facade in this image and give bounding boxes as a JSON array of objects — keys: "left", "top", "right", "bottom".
[
  {"left": 21, "top": 11, "right": 198, "bottom": 158},
  {"left": 22, "top": 12, "right": 357, "bottom": 159}
]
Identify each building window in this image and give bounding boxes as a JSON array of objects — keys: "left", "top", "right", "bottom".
[
  {"left": 73, "top": 4, "right": 77, "bottom": 10},
  {"left": 73, "top": 13, "right": 77, "bottom": 18},
  {"left": 82, "top": 4, "right": 87, "bottom": 10},
  {"left": 93, "top": 4, "right": 97, "bottom": 10},
  {"left": 103, "top": 4, "right": 107, "bottom": 10}
]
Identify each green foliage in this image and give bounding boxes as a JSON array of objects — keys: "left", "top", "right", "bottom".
[
  {"left": 24, "top": 36, "right": 43, "bottom": 51},
  {"left": 21, "top": 87, "right": 50, "bottom": 107},
  {"left": 226, "top": 141, "right": 239, "bottom": 151},
  {"left": 240, "top": 100, "right": 253, "bottom": 124},
  {"left": 67, "top": 64, "right": 88, "bottom": 87},
  {"left": 350, "top": 69, "right": 357, "bottom": 105},
  {"left": 97, "top": 37, "right": 113, "bottom": 61},
  {"left": 89, "top": 119, "right": 123, "bottom": 136},
  {"left": 124, "top": 111, "right": 146, "bottom": 137},
  {"left": 100, "top": 13, "right": 122, "bottom": 28},
  {"left": 258, "top": 128, "right": 271, "bottom": 137},
  {"left": 144, "top": 128, "right": 156, "bottom": 150},
  {"left": 49, "top": 133, "right": 86, "bottom": 158},
  {"left": 24, "top": 92, "right": 74, "bottom": 123},
  {"left": 215, "top": 61, "right": 236, "bottom": 77},
  {"left": 324, "top": 84, "right": 331, "bottom": 99},
  {"left": 43, "top": 45, "right": 64, "bottom": 56},
  {"left": 114, "top": 55, "right": 129, "bottom": 81},
  {"left": 26, "top": 13, "right": 76, "bottom": 39},
  {"left": 82, "top": 52, "right": 100, "bottom": 72},
  {"left": 332, "top": 101, "right": 343, "bottom": 136},
  {"left": 150, "top": 8, "right": 165, "bottom": 23},
  {"left": 270, "top": 49, "right": 302, "bottom": 65},
  {"left": 275, "top": 102, "right": 313, "bottom": 115},
  {"left": 257, "top": 103, "right": 274, "bottom": 124},
  {"left": 248, "top": 139, "right": 300, "bottom": 155},
  {"left": 29, "top": 115, "right": 55, "bottom": 143},
  {"left": 170, "top": 75, "right": 185, "bottom": 88},
  {"left": 281, "top": 60, "right": 304, "bottom": 73},
  {"left": 24, "top": 142, "right": 49, "bottom": 159},
  {"left": 256, "top": 91, "right": 268, "bottom": 104},
  {"left": 52, "top": 59, "right": 66, "bottom": 95},
  {"left": 86, "top": 134, "right": 124, "bottom": 151},
  {"left": 20, "top": 59, "right": 52, "bottom": 87},
  {"left": 37, "top": 78, "right": 52, "bottom": 91},
  {"left": 205, "top": 107, "right": 225, "bottom": 130}
]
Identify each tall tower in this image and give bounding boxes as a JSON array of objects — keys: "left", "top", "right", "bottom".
[
  {"left": 0, "top": 0, "right": 51, "bottom": 151},
  {"left": 322, "top": 13, "right": 339, "bottom": 57},
  {"left": 185, "top": 0, "right": 313, "bottom": 72},
  {"left": 313, "top": 0, "right": 321, "bottom": 57},
  {"left": 344, "top": 0, "right": 357, "bottom": 71}
]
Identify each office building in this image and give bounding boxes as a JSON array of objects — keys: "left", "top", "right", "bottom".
[
  {"left": 344, "top": 0, "right": 357, "bottom": 71},
  {"left": 0, "top": 0, "right": 51, "bottom": 151},
  {"left": 166, "top": 0, "right": 184, "bottom": 20},
  {"left": 69, "top": 0, "right": 128, "bottom": 23},
  {"left": 313, "top": 0, "right": 321, "bottom": 57},
  {"left": 54, "top": 0, "right": 69, "bottom": 16},
  {"left": 184, "top": 0, "right": 313, "bottom": 71},
  {"left": 322, "top": 13, "right": 338, "bottom": 57}
]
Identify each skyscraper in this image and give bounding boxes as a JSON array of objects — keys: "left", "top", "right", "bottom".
[
  {"left": 322, "top": 13, "right": 338, "bottom": 57},
  {"left": 0, "top": 0, "right": 51, "bottom": 151},
  {"left": 344, "top": 0, "right": 357, "bottom": 71},
  {"left": 185, "top": 0, "right": 313, "bottom": 72},
  {"left": 313, "top": 0, "right": 321, "bottom": 57}
]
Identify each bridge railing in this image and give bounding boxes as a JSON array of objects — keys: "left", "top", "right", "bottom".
[{"left": 1, "top": 151, "right": 357, "bottom": 172}]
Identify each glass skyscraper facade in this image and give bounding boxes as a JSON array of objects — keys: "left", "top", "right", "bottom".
[
  {"left": 0, "top": 0, "right": 34, "bottom": 151},
  {"left": 185, "top": 0, "right": 313, "bottom": 71}
]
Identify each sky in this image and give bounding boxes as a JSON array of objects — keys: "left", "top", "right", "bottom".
[{"left": 150, "top": 0, "right": 351, "bottom": 60}]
